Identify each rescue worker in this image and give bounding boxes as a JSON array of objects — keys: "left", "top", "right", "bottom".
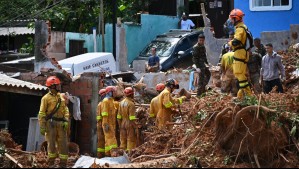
[
  {"left": 149, "top": 83, "right": 166, "bottom": 122},
  {"left": 220, "top": 51, "right": 238, "bottom": 97},
  {"left": 254, "top": 38, "right": 266, "bottom": 57},
  {"left": 38, "top": 76, "right": 69, "bottom": 168},
  {"left": 101, "top": 86, "right": 118, "bottom": 156},
  {"left": 96, "top": 88, "right": 107, "bottom": 158},
  {"left": 228, "top": 9, "right": 252, "bottom": 99},
  {"left": 156, "top": 79, "right": 186, "bottom": 130},
  {"left": 247, "top": 51, "right": 262, "bottom": 94},
  {"left": 192, "top": 34, "right": 211, "bottom": 97},
  {"left": 117, "top": 87, "right": 137, "bottom": 151}
]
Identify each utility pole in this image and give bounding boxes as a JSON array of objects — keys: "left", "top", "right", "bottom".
[
  {"left": 100, "top": 0, "right": 105, "bottom": 52},
  {"left": 112, "top": 0, "right": 117, "bottom": 60}
]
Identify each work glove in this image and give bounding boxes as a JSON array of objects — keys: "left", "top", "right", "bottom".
[
  {"left": 63, "top": 122, "right": 69, "bottom": 131},
  {"left": 40, "top": 128, "right": 46, "bottom": 136}
]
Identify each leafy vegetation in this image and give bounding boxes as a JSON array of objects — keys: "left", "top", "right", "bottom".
[{"left": 0, "top": 0, "right": 150, "bottom": 33}]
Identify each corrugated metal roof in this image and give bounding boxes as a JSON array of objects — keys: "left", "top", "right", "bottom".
[
  {"left": 0, "top": 27, "right": 35, "bottom": 36},
  {"left": 0, "top": 74, "right": 47, "bottom": 91}
]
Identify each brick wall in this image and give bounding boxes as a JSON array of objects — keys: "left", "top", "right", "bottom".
[{"left": 21, "top": 72, "right": 105, "bottom": 154}]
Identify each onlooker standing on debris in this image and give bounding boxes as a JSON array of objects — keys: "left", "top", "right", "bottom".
[
  {"left": 254, "top": 38, "right": 267, "bottom": 57},
  {"left": 261, "top": 43, "right": 285, "bottom": 93},
  {"left": 38, "top": 76, "right": 69, "bottom": 168},
  {"left": 146, "top": 47, "right": 160, "bottom": 72},
  {"left": 156, "top": 79, "right": 186, "bottom": 130},
  {"left": 220, "top": 52, "right": 238, "bottom": 97},
  {"left": 228, "top": 8, "right": 252, "bottom": 99},
  {"left": 192, "top": 34, "right": 211, "bottom": 97},
  {"left": 247, "top": 51, "right": 262, "bottom": 94},
  {"left": 117, "top": 87, "right": 137, "bottom": 151},
  {"left": 180, "top": 14, "right": 195, "bottom": 30},
  {"left": 101, "top": 86, "right": 118, "bottom": 156},
  {"left": 96, "top": 88, "right": 107, "bottom": 158},
  {"left": 149, "top": 83, "right": 165, "bottom": 123}
]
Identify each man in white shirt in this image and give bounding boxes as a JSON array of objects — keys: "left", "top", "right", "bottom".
[{"left": 180, "top": 14, "right": 195, "bottom": 30}]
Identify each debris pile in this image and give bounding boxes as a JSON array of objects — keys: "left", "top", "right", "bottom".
[{"left": 0, "top": 130, "right": 79, "bottom": 168}]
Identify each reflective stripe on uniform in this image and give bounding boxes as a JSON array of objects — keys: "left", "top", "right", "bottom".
[
  {"left": 164, "top": 101, "right": 173, "bottom": 108},
  {"left": 117, "top": 114, "right": 122, "bottom": 119},
  {"left": 239, "top": 81, "right": 249, "bottom": 88},
  {"left": 105, "top": 144, "right": 117, "bottom": 152},
  {"left": 97, "top": 148, "right": 105, "bottom": 153},
  {"left": 59, "top": 154, "right": 68, "bottom": 160},
  {"left": 38, "top": 112, "right": 46, "bottom": 117},
  {"left": 96, "top": 116, "right": 102, "bottom": 121},
  {"left": 149, "top": 113, "right": 155, "bottom": 118},
  {"left": 101, "top": 112, "right": 108, "bottom": 116},
  {"left": 129, "top": 116, "right": 137, "bottom": 121},
  {"left": 48, "top": 152, "right": 57, "bottom": 158}
]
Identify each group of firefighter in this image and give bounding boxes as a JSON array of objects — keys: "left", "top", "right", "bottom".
[
  {"left": 96, "top": 79, "right": 187, "bottom": 158},
  {"left": 37, "top": 8, "right": 273, "bottom": 167}
]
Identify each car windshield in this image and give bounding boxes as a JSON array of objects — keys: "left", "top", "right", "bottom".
[{"left": 140, "top": 39, "right": 180, "bottom": 57}]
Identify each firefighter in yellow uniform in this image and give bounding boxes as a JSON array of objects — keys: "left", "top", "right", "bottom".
[
  {"left": 96, "top": 88, "right": 107, "bottom": 158},
  {"left": 220, "top": 51, "right": 238, "bottom": 97},
  {"left": 149, "top": 83, "right": 165, "bottom": 123},
  {"left": 117, "top": 87, "right": 137, "bottom": 151},
  {"left": 228, "top": 9, "right": 252, "bottom": 99},
  {"left": 156, "top": 79, "right": 186, "bottom": 130},
  {"left": 38, "top": 76, "right": 69, "bottom": 168},
  {"left": 101, "top": 86, "right": 118, "bottom": 156}
]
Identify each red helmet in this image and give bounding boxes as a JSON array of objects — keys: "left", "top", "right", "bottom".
[
  {"left": 46, "top": 76, "right": 61, "bottom": 87},
  {"left": 166, "top": 79, "right": 179, "bottom": 89},
  {"left": 124, "top": 87, "right": 134, "bottom": 96},
  {"left": 229, "top": 9, "right": 244, "bottom": 22},
  {"left": 106, "top": 86, "right": 116, "bottom": 93},
  {"left": 99, "top": 89, "right": 106, "bottom": 96},
  {"left": 156, "top": 83, "right": 165, "bottom": 92}
]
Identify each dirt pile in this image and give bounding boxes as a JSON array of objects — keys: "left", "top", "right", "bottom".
[{"left": 128, "top": 86, "right": 299, "bottom": 168}]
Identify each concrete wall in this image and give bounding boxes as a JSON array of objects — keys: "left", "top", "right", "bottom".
[
  {"left": 235, "top": 0, "right": 299, "bottom": 38},
  {"left": 65, "top": 14, "right": 179, "bottom": 65},
  {"left": 261, "top": 24, "right": 299, "bottom": 51},
  {"left": 47, "top": 31, "right": 66, "bottom": 61}
]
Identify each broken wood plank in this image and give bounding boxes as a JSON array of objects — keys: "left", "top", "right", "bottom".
[
  {"left": 7, "top": 148, "right": 36, "bottom": 155},
  {"left": 131, "top": 154, "right": 173, "bottom": 163},
  {"left": 5, "top": 153, "right": 23, "bottom": 168}
]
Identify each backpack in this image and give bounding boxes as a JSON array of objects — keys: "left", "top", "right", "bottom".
[{"left": 238, "top": 26, "right": 254, "bottom": 51}]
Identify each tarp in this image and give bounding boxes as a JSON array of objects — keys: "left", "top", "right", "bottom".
[{"left": 73, "top": 154, "right": 130, "bottom": 168}]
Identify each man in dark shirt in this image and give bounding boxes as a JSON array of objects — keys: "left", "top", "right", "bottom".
[
  {"left": 254, "top": 38, "right": 266, "bottom": 57},
  {"left": 192, "top": 34, "right": 211, "bottom": 97},
  {"left": 146, "top": 47, "right": 160, "bottom": 72},
  {"left": 247, "top": 51, "right": 262, "bottom": 94}
]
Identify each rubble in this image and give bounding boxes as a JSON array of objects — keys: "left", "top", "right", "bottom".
[{"left": 0, "top": 130, "right": 79, "bottom": 168}]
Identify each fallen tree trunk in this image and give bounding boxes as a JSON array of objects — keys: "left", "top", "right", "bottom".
[{"left": 106, "top": 156, "right": 180, "bottom": 168}]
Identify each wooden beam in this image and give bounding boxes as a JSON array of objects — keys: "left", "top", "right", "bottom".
[{"left": 5, "top": 153, "right": 23, "bottom": 168}]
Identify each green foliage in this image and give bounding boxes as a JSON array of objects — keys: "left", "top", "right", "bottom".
[
  {"left": 235, "top": 95, "right": 258, "bottom": 106},
  {"left": 223, "top": 155, "right": 231, "bottom": 165},
  {"left": 0, "top": 144, "right": 5, "bottom": 157},
  {"left": 195, "top": 110, "right": 208, "bottom": 122},
  {"left": 20, "top": 37, "right": 34, "bottom": 55},
  {"left": 0, "top": 0, "right": 150, "bottom": 33}
]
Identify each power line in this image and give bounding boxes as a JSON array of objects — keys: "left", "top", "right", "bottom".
[
  {"left": 0, "top": 0, "right": 43, "bottom": 22},
  {"left": 0, "top": 0, "right": 72, "bottom": 30},
  {"left": 0, "top": 0, "right": 47, "bottom": 27}
]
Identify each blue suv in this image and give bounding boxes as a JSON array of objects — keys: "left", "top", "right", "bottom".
[{"left": 133, "top": 29, "right": 203, "bottom": 71}]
